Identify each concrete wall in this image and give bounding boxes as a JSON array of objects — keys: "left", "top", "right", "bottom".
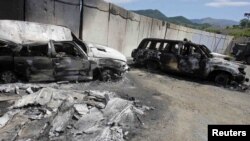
[
  {"left": 0, "top": 0, "right": 233, "bottom": 56},
  {"left": 25, "top": 0, "right": 81, "bottom": 37},
  {"left": 81, "top": 0, "right": 234, "bottom": 56},
  {"left": 0, "top": 0, "right": 24, "bottom": 20}
]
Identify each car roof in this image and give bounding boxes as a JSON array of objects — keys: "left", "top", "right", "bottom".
[
  {"left": 142, "top": 38, "right": 199, "bottom": 46},
  {"left": 0, "top": 39, "right": 18, "bottom": 45},
  {"left": 22, "top": 42, "right": 49, "bottom": 46}
]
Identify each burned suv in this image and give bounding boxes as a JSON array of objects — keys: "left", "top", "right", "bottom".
[
  {"left": 232, "top": 42, "right": 250, "bottom": 64},
  {"left": 132, "top": 38, "right": 248, "bottom": 85},
  {"left": 0, "top": 39, "right": 128, "bottom": 83}
]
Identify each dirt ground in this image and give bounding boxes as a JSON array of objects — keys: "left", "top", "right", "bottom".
[
  {"left": 129, "top": 67, "right": 250, "bottom": 141},
  {"left": 1, "top": 66, "right": 250, "bottom": 141}
]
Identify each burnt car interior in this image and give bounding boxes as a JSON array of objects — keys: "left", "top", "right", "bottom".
[{"left": 53, "top": 42, "right": 85, "bottom": 58}]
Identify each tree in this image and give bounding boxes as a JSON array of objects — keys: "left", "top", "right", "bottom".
[
  {"left": 244, "top": 13, "right": 250, "bottom": 19},
  {"left": 240, "top": 19, "right": 250, "bottom": 28}
]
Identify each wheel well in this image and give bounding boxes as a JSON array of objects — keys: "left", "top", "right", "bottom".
[
  {"left": 93, "top": 68, "right": 101, "bottom": 80},
  {"left": 208, "top": 70, "right": 232, "bottom": 81},
  {"left": 92, "top": 67, "right": 117, "bottom": 80}
]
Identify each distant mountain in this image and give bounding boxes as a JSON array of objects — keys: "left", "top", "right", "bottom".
[
  {"left": 132, "top": 9, "right": 168, "bottom": 21},
  {"left": 132, "top": 9, "right": 238, "bottom": 29},
  {"left": 167, "top": 16, "right": 195, "bottom": 26},
  {"left": 132, "top": 9, "right": 210, "bottom": 29},
  {"left": 191, "top": 17, "right": 239, "bottom": 28}
]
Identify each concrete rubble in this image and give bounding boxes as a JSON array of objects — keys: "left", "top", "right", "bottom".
[{"left": 0, "top": 85, "right": 150, "bottom": 141}]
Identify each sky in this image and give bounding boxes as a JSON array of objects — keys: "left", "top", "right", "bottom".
[{"left": 104, "top": 0, "right": 250, "bottom": 21}]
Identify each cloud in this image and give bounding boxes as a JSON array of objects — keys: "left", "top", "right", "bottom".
[
  {"left": 205, "top": 0, "right": 250, "bottom": 7},
  {"left": 104, "top": 0, "right": 137, "bottom": 4}
]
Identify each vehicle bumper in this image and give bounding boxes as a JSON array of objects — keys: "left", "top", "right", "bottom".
[{"left": 233, "top": 74, "right": 249, "bottom": 83}]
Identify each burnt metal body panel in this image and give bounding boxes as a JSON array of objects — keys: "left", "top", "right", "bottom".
[
  {"left": 232, "top": 42, "right": 250, "bottom": 61},
  {"left": 0, "top": 40, "right": 93, "bottom": 83}
]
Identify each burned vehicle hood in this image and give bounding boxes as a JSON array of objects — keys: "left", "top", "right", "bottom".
[
  {"left": 0, "top": 20, "right": 72, "bottom": 44},
  {"left": 210, "top": 52, "right": 233, "bottom": 61},
  {"left": 208, "top": 57, "right": 246, "bottom": 72},
  {"left": 86, "top": 43, "right": 127, "bottom": 62}
]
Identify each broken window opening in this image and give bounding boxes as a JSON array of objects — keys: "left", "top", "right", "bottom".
[
  {"left": 0, "top": 41, "right": 7, "bottom": 47},
  {"left": 170, "top": 43, "right": 180, "bottom": 54},
  {"left": 0, "top": 47, "right": 13, "bottom": 56},
  {"left": 19, "top": 45, "right": 49, "bottom": 57},
  {"left": 54, "top": 42, "right": 83, "bottom": 58}
]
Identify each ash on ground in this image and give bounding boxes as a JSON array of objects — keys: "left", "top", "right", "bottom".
[{"left": 0, "top": 83, "right": 153, "bottom": 141}]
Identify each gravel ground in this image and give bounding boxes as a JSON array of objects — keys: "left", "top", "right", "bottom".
[{"left": 1, "top": 66, "right": 250, "bottom": 141}]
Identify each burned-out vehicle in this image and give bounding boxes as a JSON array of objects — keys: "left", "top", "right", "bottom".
[
  {"left": 232, "top": 42, "right": 250, "bottom": 64},
  {"left": 0, "top": 39, "right": 128, "bottom": 83},
  {"left": 132, "top": 38, "right": 248, "bottom": 85},
  {"left": 0, "top": 20, "right": 128, "bottom": 83}
]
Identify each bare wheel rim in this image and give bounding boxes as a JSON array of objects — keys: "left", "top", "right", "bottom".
[
  {"left": 101, "top": 70, "right": 112, "bottom": 81},
  {"left": 215, "top": 74, "right": 229, "bottom": 86},
  {"left": 1, "top": 71, "right": 16, "bottom": 83}
]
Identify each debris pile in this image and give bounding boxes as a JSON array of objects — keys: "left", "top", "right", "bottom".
[{"left": 0, "top": 87, "right": 150, "bottom": 141}]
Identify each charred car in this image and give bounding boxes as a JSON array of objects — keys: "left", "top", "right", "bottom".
[
  {"left": 132, "top": 38, "right": 248, "bottom": 85},
  {"left": 0, "top": 20, "right": 128, "bottom": 83},
  {"left": 0, "top": 39, "right": 128, "bottom": 83},
  {"left": 232, "top": 42, "right": 250, "bottom": 64}
]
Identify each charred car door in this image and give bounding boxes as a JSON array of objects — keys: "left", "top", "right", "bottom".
[
  {"left": 177, "top": 43, "right": 205, "bottom": 75},
  {"left": 50, "top": 41, "right": 91, "bottom": 81},
  {"left": 14, "top": 44, "right": 54, "bottom": 82},
  {"left": 160, "top": 42, "right": 180, "bottom": 72}
]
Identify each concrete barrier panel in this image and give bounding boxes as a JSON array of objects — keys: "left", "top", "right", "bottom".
[
  {"left": 137, "top": 15, "right": 152, "bottom": 42},
  {"left": 0, "top": 0, "right": 24, "bottom": 20},
  {"left": 108, "top": 4, "right": 127, "bottom": 52},
  {"left": 165, "top": 28, "right": 179, "bottom": 40},
  {"left": 150, "top": 19, "right": 167, "bottom": 38},
  {"left": 123, "top": 12, "right": 140, "bottom": 57},
  {"left": 165, "top": 23, "right": 179, "bottom": 40},
  {"left": 213, "top": 34, "right": 226, "bottom": 53},
  {"left": 54, "top": 0, "right": 81, "bottom": 36},
  {"left": 199, "top": 31, "right": 209, "bottom": 46},
  {"left": 25, "top": 0, "right": 55, "bottom": 24},
  {"left": 26, "top": 0, "right": 80, "bottom": 37},
  {"left": 176, "top": 26, "right": 188, "bottom": 40},
  {"left": 82, "top": 0, "right": 109, "bottom": 46},
  {"left": 223, "top": 36, "right": 234, "bottom": 54}
]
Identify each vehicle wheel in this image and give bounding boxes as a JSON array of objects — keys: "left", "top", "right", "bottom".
[
  {"left": 0, "top": 71, "right": 17, "bottom": 83},
  {"left": 100, "top": 69, "right": 114, "bottom": 82},
  {"left": 246, "top": 56, "right": 250, "bottom": 65},
  {"left": 214, "top": 73, "right": 230, "bottom": 86},
  {"left": 146, "top": 61, "right": 159, "bottom": 71}
]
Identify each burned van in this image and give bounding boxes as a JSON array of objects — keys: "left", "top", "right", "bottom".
[{"left": 132, "top": 38, "right": 248, "bottom": 85}]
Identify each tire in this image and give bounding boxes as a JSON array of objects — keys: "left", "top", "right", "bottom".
[
  {"left": 246, "top": 56, "right": 250, "bottom": 65},
  {"left": 0, "top": 71, "right": 17, "bottom": 83},
  {"left": 146, "top": 60, "right": 159, "bottom": 71},
  {"left": 100, "top": 69, "right": 114, "bottom": 82},
  {"left": 214, "top": 73, "right": 230, "bottom": 86}
]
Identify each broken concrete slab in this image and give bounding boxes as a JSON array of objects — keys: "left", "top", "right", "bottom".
[
  {"left": 49, "top": 109, "right": 73, "bottom": 138},
  {"left": 0, "top": 87, "right": 150, "bottom": 141},
  {"left": 0, "top": 20, "right": 72, "bottom": 44},
  {"left": 0, "top": 110, "right": 19, "bottom": 128},
  {"left": 74, "top": 104, "right": 89, "bottom": 115}
]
